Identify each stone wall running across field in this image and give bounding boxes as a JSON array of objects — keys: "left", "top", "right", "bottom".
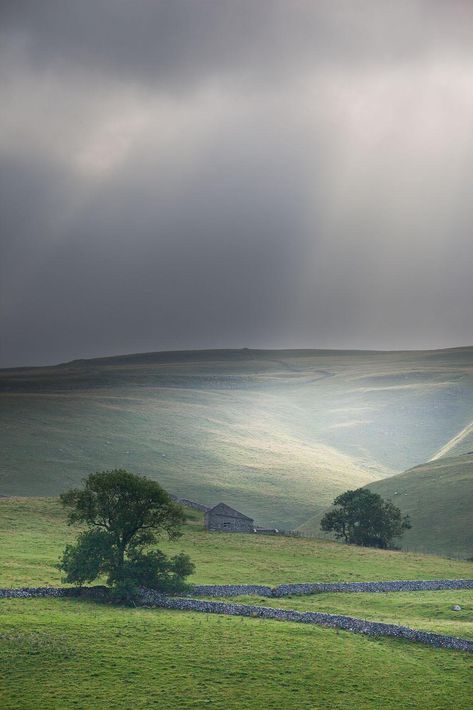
[
  {"left": 1, "top": 584, "right": 472, "bottom": 653},
  {"left": 170, "top": 496, "right": 210, "bottom": 512},
  {"left": 190, "top": 579, "right": 473, "bottom": 597},
  {"left": 2, "top": 580, "right": 473, "bottom": 600},
  {"left": 137, "top": 590, "right": 473, "bottom": 654},
  {"left": 191, "top": 584, "right": 274, "bottom": 597},
  {"left": 0, "top": 586, "right": 108, "bottom": 600},
  {"left": 2, "top": 580, "right": 473, "bottom": 601}
]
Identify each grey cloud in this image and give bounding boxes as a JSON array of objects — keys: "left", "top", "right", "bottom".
[
  {"left": 1, "top": 1, "right": 473, "bottom": 366},
  {"left": 2, "top": 1, "right": 473, "bottom": 90}
]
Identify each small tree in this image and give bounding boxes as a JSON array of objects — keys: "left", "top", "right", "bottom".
[
  {"left": 59, "top": 469, "right": 194, "bottom": 601},
  {"left": 320, "top": 488, "right": 411, "bottom": 549}
]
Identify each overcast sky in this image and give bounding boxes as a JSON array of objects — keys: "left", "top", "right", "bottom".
[{"left": 1, "top": 1, "right": 473, "bottom": 367}]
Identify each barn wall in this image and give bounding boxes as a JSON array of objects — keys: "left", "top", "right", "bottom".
[{"left": 205, "top": 513, "right": 254, "bottom": 532}]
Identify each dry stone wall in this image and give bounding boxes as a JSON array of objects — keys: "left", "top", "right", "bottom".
[
  {"left": 170, "top": 496, "right": 210, "bottom": 512},
  {"left": 137, "top": 590, "right": 473, "bottom": 653},
  {"left": 0, "top": 586, "right": 107, "bottom": 599},
  {"left": 190, "top": 579, "right": 473, "bottom": 597},
  {"left": 1, "top": 584, "right": 472, "bottom": 653},
  {"left": 190, "top": 584, "right": 273, "bottom": 597}
]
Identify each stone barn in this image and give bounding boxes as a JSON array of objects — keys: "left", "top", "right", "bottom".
[{"left": 204, "top": 503, "right": 254, "bottom": 533}]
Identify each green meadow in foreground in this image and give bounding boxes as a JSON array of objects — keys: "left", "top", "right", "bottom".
[
  {"left": 1, "top": 497, "right": 473, "bottom": 709},
  {"left": 1, "top": 598, "right": 472, "bottom": 710},
  {"left": 1, "top": 497, "right": 472, "bottom": 587}
]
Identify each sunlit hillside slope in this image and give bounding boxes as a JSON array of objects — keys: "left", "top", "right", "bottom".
[
  {"left": 1, "top": 347, "right": 472, "bottom": 529},
  {"left": 368, "top": 454, "right": 473, "bottom": 557},
  {"left": 300, "top": 454, "right": 473, "bottom": 558}
]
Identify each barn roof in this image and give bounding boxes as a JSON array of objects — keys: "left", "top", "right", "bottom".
[{"left": 207, "top": 502, "right": 253, "bottom": 521}]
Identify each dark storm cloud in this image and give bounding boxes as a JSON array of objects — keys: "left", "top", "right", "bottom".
[
  {"left": 3, "top": 1, "right": 473, "bottom": 83},
  {"left": 1, "top": 1, "right": 473, "bottom": 366}
]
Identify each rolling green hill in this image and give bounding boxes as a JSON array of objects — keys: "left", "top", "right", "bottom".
[
  {"left": 430, "top": 422, "right": 473, "bottom": 460},
  {"left": 1, "top": 346, "right": 473, "bottom": 531},
  {"left": 1, "top": 497, "right": 473, "bottom": 710},
  {"left": 299, "top": 454, "right": 473, "bottom": 558},
  {"left": 367, "top": 454, "right": 473, "bottom": 558},
  {"left": 3, "top": 497, "right": 472, "bottom": 587}
]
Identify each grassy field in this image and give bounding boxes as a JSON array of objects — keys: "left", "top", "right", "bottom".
[
  {"left": 1, "top": 597, "right": 472, "bottom": 710},
  {"left": 300, "top": 453, "right": 473, "bottom": 558},
  {"left": 1, "top": 347, "right": 473, "bottom": 535},
  {"left": 367, "top": 454, "right": 473, "bottom": 558},
  {"left": 1, "top": 497, "right": 473, "bottom": 588},
  {"left": 0, "top": 498, "right": 473, "bottom": 710},
  {"left": 1, "top": 497, "right": 473, "bottom": 709},
  {"left": 213, "top": 591, "right": 473, "bottom": 641}
]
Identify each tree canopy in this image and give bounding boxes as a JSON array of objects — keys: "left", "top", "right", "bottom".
[
  {"left": 59, "top": 469, "right": 194, "bottom": 600},
  {"left": 320, "top": 488, "right": 411, "bottom": 549}
]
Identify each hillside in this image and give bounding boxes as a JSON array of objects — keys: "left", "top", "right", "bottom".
[
  {"left": 1, "top": 346, "right": 473, "bottom": 530},
  {"left": 3, "top": 497, "right": 472, "bottom": 587},
  {"left": 300, "top": 454, "right": 473, "bottom": 558},
  {"left": 368, "top": 454, "right": 473, "bottom": 557},
  {"left": 1, "top": 497, "right": 473, "bottom": 710},
  {"left": 430, "top": 422, "right": 473, "bottom": 460}
]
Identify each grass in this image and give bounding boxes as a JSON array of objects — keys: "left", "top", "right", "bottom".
[
  {"left": 211, "top": 591, "right": 473, "bottom": 640},
  {"left": 1, "top": 597, "right": 472, "bottom": 710},
  {"left": 367, "top": 454, "right": 473, "bottom": 558},
  {"left": 1, "top": 497, "right": 472, "bottom": 588},
  {"left": 0, "top": 384, "right": 377, "bottom": 531},
  {"left": 1, "top": 346, "right": 473, "bottom": 541},
  {"left": 1, "top": 496, "right": 473, "bottom": 709},
  {"left": 300, "top": 453, "right": 473, "bottom": 558}
]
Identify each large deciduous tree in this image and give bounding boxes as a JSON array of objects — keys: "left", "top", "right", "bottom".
[
  {"left": 59, "top": 469, "right": 194, "bottom": 600},
  {"left": 320, "top": 488, "right": 411, "bottom": 549}
]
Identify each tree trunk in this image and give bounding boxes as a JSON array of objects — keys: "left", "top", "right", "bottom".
[{"left": 115, "top": 540, "right": 126, "bottom": 581}]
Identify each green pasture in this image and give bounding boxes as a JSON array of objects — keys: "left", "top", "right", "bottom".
[
  {"left": 1, "top": 598, "right": 472, "bottom": 710},
  {"left": 1, "top": 497, "right": 472, "bottom": 588},
  {"left": 301, "top": 453, "right": 473, "bottom": 558},
  {"left": 1, "top": 496, "right": 473, "bottom": 709},
  {"left": 213, "top": 590, "right": 473, "bottom": 641},
  {"left": 367, "top": 455, "right": 473, "bottom": 558}
]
